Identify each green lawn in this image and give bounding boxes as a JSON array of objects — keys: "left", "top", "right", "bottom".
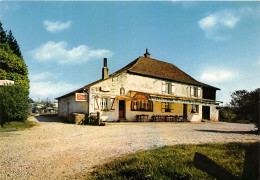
[
  {"left": 0, "top": 120, "right": 36, "bottom": 131},
  {"left": 77, "top": 143, "right": 258, "bottom": 180}
]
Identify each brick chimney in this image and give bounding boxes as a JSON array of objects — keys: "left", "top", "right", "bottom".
[
  {"left": 102, "top": 58, "right": 109, "bottom": 80},
  {"left": 144, "top": 48, "right": 150, "bottom": 58}
]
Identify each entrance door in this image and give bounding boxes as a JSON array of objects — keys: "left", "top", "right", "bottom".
[
  {"left": 183, "top": 104, "right": 188, "bottom": 121},
  {"left": 202, "top": 106, "right": 210, "bottom": 120},
  {"left": 119, "top": 100, "right": 125, "bottom": 119}
]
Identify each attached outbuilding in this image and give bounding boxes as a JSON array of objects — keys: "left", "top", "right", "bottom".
[{"left": 56, "top": 49, "right": 221, "bottom": 122}]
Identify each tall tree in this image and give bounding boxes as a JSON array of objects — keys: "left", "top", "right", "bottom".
[
  {"left": 0, "top": 21, "right": 7, "bottom": 44},
  {"left": 0, "top": 22, "right": 30, "bottom": 125},
  {"left": 230, "top": 88, "right": 260, "bottom": 132},
  {"left": 7, "top": 30, "right": 22, "bottom": 58}
]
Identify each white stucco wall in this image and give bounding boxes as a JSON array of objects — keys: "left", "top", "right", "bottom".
[
  {"left": 187, "top": 104, "right": 202, "bottom": 122},
  {"left": 210, "top": 106, "right": 219, "bottom": 121},
  {"left": 87, "top": 73, "right": 210, "bottom": 122}
]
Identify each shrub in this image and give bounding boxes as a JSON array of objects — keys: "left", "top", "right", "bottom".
[{"left": 0, "top": 83, "right": 30, "bottom": 126}]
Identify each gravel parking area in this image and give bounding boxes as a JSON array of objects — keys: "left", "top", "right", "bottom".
[{"left": 1, "top": 115, "right": 259, "bottom": 179}]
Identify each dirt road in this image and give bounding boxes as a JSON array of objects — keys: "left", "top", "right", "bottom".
[{"left": 0, "top": 115, "right": 259, "bottom": 179}]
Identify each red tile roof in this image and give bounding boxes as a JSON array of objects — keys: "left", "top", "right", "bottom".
[
  {"left": 56, "top": 56, "right": 219, "bottom": 99},
  {"left": 127, "top": 57, "right": 219, "bottom": 89}
]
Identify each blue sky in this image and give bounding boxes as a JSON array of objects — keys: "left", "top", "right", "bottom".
[{"left": 0, "top": 1, "right": 259, "bottom": 103}]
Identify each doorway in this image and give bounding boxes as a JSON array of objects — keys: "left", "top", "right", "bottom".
[
  {"left": 119, "top": 100, "right": 125, "bottom": 119},
  {"left": 202, "top": 106, "right": 210, "bottom": 120},
  {"left": 183, "top": 104, "right": 188, "bottom": 121}
]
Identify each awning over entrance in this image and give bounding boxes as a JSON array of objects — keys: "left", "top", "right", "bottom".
[
  {"left": 129, "top": 91, "right": 222, "bottom": 106},
  {"left": 116, "top": 95, "right": 136, "bottom": 100}
]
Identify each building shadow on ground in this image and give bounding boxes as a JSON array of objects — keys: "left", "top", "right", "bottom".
[
  {"left": 34, "top": 115, "right": 64, "bottom": 123},
  {"left": 195, "top": 129, "right": 258, "bottom": 135}
]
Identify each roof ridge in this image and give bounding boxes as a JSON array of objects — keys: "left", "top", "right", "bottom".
[{"left": 127, "top": 56, "right": 142, "bottom": 71}]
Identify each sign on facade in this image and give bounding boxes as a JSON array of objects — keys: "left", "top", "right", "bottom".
[
  {"left": 100, "top": 86, "right": 110, "bottom": 92},
  {"left": 75, "top": 93, "right": 87, "bottom": 101}
]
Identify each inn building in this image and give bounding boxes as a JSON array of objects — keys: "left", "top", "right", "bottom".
[{"left": 57, "top": 50, "right": 221, "bottom": 122}]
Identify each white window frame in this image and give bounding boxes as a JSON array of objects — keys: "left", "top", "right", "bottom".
[{"left": 101, "top": 97, "right": 109, "bottom": 111}]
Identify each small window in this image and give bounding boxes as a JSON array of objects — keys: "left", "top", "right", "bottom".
[
  {"left": 191, "top": 87, "right": 199, "bottom": 97},
  {"left": 194, "top": 87, "right": 198, "bottom": 97},
  {"left": 165, "top": 102, "right": 170, "bottom": 112},
  {"left": 161, "top": 102, "right": 174, "bottom": 112},
  {"left": 191, "top": 104, "right": 199, "bottom": 113},
  {"left": 162, "top": 82, "right": 172, "bottom": 94}
]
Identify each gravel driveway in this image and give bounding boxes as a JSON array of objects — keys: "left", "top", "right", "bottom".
[{"left": 0, "top": 115, "right": 259, "bottom": 179}]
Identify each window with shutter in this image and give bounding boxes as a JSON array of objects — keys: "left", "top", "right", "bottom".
[
  {"left": 161, "top": 102, "right": 165, "bottom": 113},
  {"left": 161, "top": 102, "right": 174, "bottom": 112},
  {"left": 190, "top": 87, "right": 194, "bottom": 97},
  {"left": 110, "top": 97, "right": 115, "bottom": 110},
  {"left": 171, "top": 83, "right": 175, "bottom": 94},
  {"left": 94, "top": 97, "right": 100, "bottom": 110},
  {"left": 162, "top": 82, "right": 166, "bottom": 93},
  {"left": 198, "top": 88, "right": 201, "bottom": 97}
]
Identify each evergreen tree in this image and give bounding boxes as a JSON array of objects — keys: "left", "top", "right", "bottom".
[
  {"left": 0, "top": 22, "right": 30, "bottom": 125},
  {"left": 0, "top": 21, "right": 7, "bottom": 44},
  {"left": 7, "top": 30, "right": 22, "bottom": 58}
]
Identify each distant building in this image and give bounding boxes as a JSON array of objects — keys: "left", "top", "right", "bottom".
[{"left": 57, "top": 50, "right": 221, "bottom": 122}]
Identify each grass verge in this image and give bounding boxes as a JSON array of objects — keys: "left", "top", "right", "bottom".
[
  {"left": 0, "top": 120, "right": 36, "bottom": 131},
  {"left": 76, "top": 142, "right": 258, "bottom": 180}
]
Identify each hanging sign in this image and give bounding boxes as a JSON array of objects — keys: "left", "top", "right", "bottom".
[
  {"left": 75, "top": 93, "right": 87, "bottom": 101},
  {"left": 100, "top": 86, "right": 110, "bottom": 92}
]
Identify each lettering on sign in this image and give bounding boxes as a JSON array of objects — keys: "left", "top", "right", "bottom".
[{"left": 75, "top": 93, "right": 87, "bottom": 101}]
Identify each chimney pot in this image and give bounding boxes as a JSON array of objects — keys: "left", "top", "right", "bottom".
[
  {"left": 102, "top": 58, "right": 109, "bottom": 80},
  {"left": 104, "top": 58, "right": 107, "bottom": 67},
  {"left": 144, "top": 48, "right": 150, "bottom": 58}
]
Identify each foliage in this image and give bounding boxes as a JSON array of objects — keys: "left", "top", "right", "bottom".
[
  {"left": 229, "top": 88, "right": 260, "bottom": 130},
  {"left": 0, "top": 120, "right": 36, "bottom": 130},
  {"left": 34, "top": 98, "right": 54, "bottom": 107},
  {"left": 7, "top": 30, "right": 22, "bottom": 58},
  {"left": 219, "top": 106, "right": 237, "bottom": 122},
  {"left": 0, "top": 21, "right": 7, "bottom": 44},
  {"left": 0, "top": 83, "right": 30, "bottom": 125},
  {"left": 0, "top": 43, "right": 29, "bottom": 90},
  {"left": 76, "top": 143, "right": 254, "bottom": 180},
  {"left": 0, "top": 21, "right": 30, "bottom": 126},
  {"left": 0, "top": 22, "right": 22, "bottom": 57}
]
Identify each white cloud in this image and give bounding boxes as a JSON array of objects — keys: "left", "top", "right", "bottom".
[
  {"left": 29, "top": 41, "right": 113, "bottom": 64},
  {"left": 30, "top": 81, "right": 78, "bottom": 100},
  {"left": 29, "top": 72, "right": 56, "bottom": 82},
  {"left": 200, "top": 70, "right": 235, "bottom": 83},
  {"left": 198, "top": 10, "right": 240, "bottom": 41},
  {"left": 43, "top": 20, "right": 71, "bottom": 33}
]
